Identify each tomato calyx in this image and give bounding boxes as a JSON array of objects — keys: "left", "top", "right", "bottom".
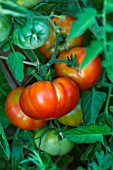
[{"left": 67, "top": 54, "right": 79, "bottom": 70}]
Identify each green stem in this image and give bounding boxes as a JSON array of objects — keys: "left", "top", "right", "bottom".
[
  {"left": 105, "top": 86, "right": 112, "bottom": 119},
  {"left": 0, "top": 55, "right": 38, "bottom": 66},
  {"left": 102, "top": 0, "right": 108, "bottom": 59}
]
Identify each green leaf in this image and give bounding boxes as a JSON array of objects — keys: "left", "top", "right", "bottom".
[
  {"left": 109, "top": 106, "right": 113, "bottom": 112},
  {"left": 23, "top": 50, "right": 37, "bottom": 62},
  {"left": 0, "top": 106, "right": 11, "bottom": 129},
  {"left": 63, "top": 124, "right": 111, "bottom": 144},
  {"left": 89, "top": 23, "right": 104, "bottom": 40},
  {"left": 0, "top": 123, "right": 10, "bottom": 160},
  {"left": 80, "top": 142, "right": 101, "bottom": 161},
  {"left": 106, "top": 61, "right": 113, "bottom": 83},
  {"left": 89, "top": 151, "right": 113, "bottom": 170},
  {"left": 0, "top": 0, "right": 32, "bottom": 17},
  {"left": 81, "top": 90, "right": 106, "bottom": 125},
  {"left": 67, "top": 0, "right": 82, "bottom": 18},
  {"left": 105, "top": 0, "right": 113, "bottom": 13},
  {"left": 80, "top": 40, "right": 103, "bottom": 70},
  {"left": 3, "top": 43, "right": 11, "bottom": 52},
  {"left": 57, "top": 155, "right": 74, "bottom": 170},
  {"left": 12, "top": 128, "right": 22, "bottom": 170},
  {"left": 67, "top": 8, "right": 97, "bottom": 40},
  {"left": 106, "top": 24, "right": 113, "bottom": 32},
  {"left": 7, "top": 52, "right": 26, "bottom": 82}
]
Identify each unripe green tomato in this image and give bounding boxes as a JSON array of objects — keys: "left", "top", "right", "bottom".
[
  {"left": 34, "top": 127, "right": 75, "bottom": 156},
  {"left": 7, "top": 0, "right": 41, "bottom": 8},
  {"left": 57, "top": 102, "right": 82, "bottom": 127},
  {"left": 0, "top": 15, "right": 12, "bottom": 42}
]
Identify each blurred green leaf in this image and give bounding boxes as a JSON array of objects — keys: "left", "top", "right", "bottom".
[
  {"left": 89, "top": 151, "right": 113, "bottom": 170},
  {"left": 57, "top": 155, "right": 74, "bottom": 170},
  {"left": 12, "top": 128, "right": 23, "bottom": 170},
  {"left": 81, "top": 90, "right": 106, "bottom": 125},
  {"left": 0, "top": 0, "right": 32, "bottom": 17},
  {"left": 3, "top": 43, "right": 11, "bottom": 53},
  {"left": 91, "top": 0, "right": 103, "bottom": 10},
  {"left": 80, "top": 142, "right": 101, "bottom": 161},
  {"left": 67, "top": 0, "right": 82, "bottom": 18},
  {"left": 106, "top": 24, "right": 113, "bottom": 32},
  {"left": 105, "top": 0, "right": 113, "bottom": 13},
  {"left": 0, "top": 69, "right": 11, "bottom": 128},
  {"left": 67, "top": 8, "right": 97, "bottom": 40},
  {"left": 0, "top": 123, "right": 10, "bottom": 160},
  {"left": 109, "top": 106, "right": 113, "bottom": 112},
  {"left": 7, "top": 52, "right": 26, "bottom": 82},
  {"left": 80, "top": 40, "right": 103, "bottom": 70},
  {"left": 63, "top": 124, "right": 111, "bottom": 144},
  {"left": 106, "top": 65, "right": 113, "bottom": 83},
  {"left": 20, "top": 149, "right": 60, "bottom": 170},
  {"left": 0, "top": 106, "right": 11, "bottom": 129}
]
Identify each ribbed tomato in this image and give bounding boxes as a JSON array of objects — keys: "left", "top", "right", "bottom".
[
  {"left": 5, "top": 87, "right": 47, "bottom": 130},
  {"left": 19, "top": 77, "right": 79, "bottom": 119},
  {"left": 54, "top": 47, "right": 102, "bottom": 90}
]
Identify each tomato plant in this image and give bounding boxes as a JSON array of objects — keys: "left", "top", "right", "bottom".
[
  {"left": 19, "top": 77, "right": 79, "bottom": 119},
  {"left": 57, "top": 101, "right": 82, "bottom": 127},
  {"left": 9, "top": 0, "right": 40, "bottom": 8},
  {"left": 38, "top": 15, "right": 84, "bottom": 60},
  {"left": 34, "top": 127, "right": 75, "bottom": 156},
  {"left": 55, "top": 47, "right": 102, "bottom": 90},
  {"left": 1, "top": 1, "right": 113, "bottom": 170},
  {"left": 5, "top": 87, "right": 47, "bottom": 130},
  {"left": 12, "top": 16, "right": 50, "bottom": 49},
  {"left": 0, "top": 15, "right": 12, "bottom": 42}
]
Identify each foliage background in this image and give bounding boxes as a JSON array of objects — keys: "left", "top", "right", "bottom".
[{"left": 1, "top": 0, "right": 113, "bottom": 169}]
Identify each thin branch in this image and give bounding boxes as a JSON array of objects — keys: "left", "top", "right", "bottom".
[{"left": 0, "top": 56, "right": 38, "bottom": 66}]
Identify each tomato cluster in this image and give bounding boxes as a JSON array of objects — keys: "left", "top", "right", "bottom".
[
  {"left": 5, "top": 14, "right": 102, "bottom": 156},
  {"left": 38, "top": 15, "right": 84, "bottom": 60},
  {"left": 5, "top": 87, "right": 47, "bottom": 130}
]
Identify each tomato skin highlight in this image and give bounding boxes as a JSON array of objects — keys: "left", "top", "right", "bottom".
[
  {"left": 34, "top": 127, "right": 75, "bottom": 156},
  {"left": 38, "top": 15, "right": 83, "bottom": 60},
  {"left": 5, "top": 87, "right": 47, "bottom": 130},
  {"left": 19, "top": 77, "right": 79, "bottom": 120},
  {"left": 57, "top": 101, "right": 82, "bottom": 127},
  {"left": 54, "top": 47, "right": 102, "bottom": 90}
]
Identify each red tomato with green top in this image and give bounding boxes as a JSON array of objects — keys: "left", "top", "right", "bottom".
[
  {"left": 54, "top": 47, "right": 102, "bottom": 90},
  {"left": 19, "top": 77, "right": 79, "bottom": 120},
  {"left": 5, "top": 87, "right": 47, "bottom": 130},
  {"left": 38, "top": 15, "right": 84, "bottom": 60}
]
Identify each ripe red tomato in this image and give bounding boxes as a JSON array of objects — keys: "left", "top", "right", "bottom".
[
  {"left": 57, "top": 101, "right": 82, "bottom": 127},
  {"left": 34, "top": 127, "right": 75, "bottom": 156},
  {"left": 19, "top": 77, "right": 79, "bottom": 119},
  {"left": 54, "top": 47, "right": 102, "bottom": 90},
  {"left": 38, "top": 15, "right": 83, "bottom": 60},
  {"left": 5, "top": 87, "right": 47, "bottom": 130}
]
